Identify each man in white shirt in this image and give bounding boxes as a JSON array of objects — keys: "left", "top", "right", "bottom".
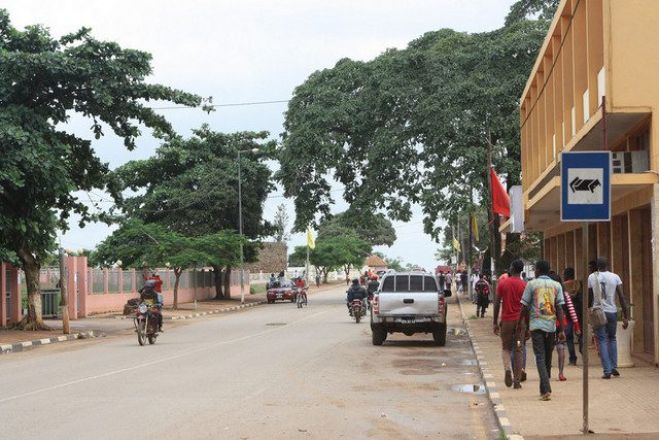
[{"left": 588, "top": 257, "right": 629, "bottom": 379}]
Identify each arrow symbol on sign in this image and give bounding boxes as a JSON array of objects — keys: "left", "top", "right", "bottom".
[{"left": 569, "top": 177, "right": 601, "bottom": 193}]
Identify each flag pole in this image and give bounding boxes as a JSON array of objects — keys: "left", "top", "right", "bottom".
[
  {"left": 305, "top": 244, "right": 310, "bottom": 287},
  {"left": 487, "top": 128, "right": 498, "bottom": 277}
]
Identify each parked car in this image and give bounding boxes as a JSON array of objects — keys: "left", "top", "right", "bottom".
[
  {"left": 370, "top": 271, "right": 450, "bottom": 346},
  {"left": 266, "top": 286, "right": 297, "bottom": 304}
]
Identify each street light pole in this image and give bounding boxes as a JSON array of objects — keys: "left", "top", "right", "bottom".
[
  {"left": 237, "top": 147, "right": 259, "bottom": 305},
  {"left": 238, "top": 149, "right": 245, "bottom": 305}
]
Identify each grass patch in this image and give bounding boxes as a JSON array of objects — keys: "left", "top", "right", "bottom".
[{"left": 468, "top": 314, "right": 479, "bottom": 320}]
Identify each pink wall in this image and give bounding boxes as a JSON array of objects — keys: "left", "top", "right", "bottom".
[{"left": 85, "top": 286, "right": 216, "bottom": 315}]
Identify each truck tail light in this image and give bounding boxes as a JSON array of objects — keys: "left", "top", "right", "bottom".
[
  {"left": 373, "top": 295, "right": 379, "bottom": 315},
  {"left": 438, "top": 295, "right": 445, "bottom": 313}
]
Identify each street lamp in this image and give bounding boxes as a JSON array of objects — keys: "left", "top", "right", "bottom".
[{"left": 237, "top": 147, "right": 260, "bottom": 304}]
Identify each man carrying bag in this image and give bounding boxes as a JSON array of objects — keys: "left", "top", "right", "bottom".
[{"left": 588, "top": 257, "right": 629, "bottom": 379}]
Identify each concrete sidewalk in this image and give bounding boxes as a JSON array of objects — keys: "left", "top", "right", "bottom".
[{"left": 458, "top": 291, "right": 659, "bottom": 438}]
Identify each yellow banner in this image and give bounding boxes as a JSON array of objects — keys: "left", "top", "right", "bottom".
[{"left": 306, "top": 225, "right": 316, "bottom": 249}]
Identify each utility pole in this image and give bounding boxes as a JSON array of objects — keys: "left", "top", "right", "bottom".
[{"left": 58, "top": 247, "right": 70, "bottom": 334}]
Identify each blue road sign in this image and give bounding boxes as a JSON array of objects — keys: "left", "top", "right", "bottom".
[{"left": 561, "top": 151, "right": 611, "bottom": 222}]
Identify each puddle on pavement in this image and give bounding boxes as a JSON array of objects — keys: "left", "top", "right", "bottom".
[
  {"left": 461, "top": 359, "right": 478, "bottom": 366},
  {"left": 451, "top": 384, "right": 486, "bottom": 395},
  {"left": 265, "top": 322, "right": 287, "bottom": 326}
]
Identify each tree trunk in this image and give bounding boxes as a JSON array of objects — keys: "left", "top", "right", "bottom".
[
  {"left": 173, "top": 267, "right": 182, "bottom": 310},
  {"left": 211, "top": 264, "right": 224, "bottom": 299},
  {"left": 224, "top": 266, "right": 232, "bottom": 299},
  {"left": 16, "top": 245, "right": 49, "bottom": 330},
  {"left": 323, "top": 269, "right": 329, "bottom": 284}
]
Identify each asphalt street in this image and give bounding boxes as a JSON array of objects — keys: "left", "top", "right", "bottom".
[{"left": 0, "top": 285, "right": 498, "bottom": 440}]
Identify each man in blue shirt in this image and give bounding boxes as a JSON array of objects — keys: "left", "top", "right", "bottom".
[{"left": 517, "top": 260, "right": 566, "bottom": 401}]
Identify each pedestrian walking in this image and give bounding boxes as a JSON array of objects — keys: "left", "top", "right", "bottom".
[
  {"left": 517, "top": 260, "right": 566, "bottom": 401},
  {"left": 315, "top": 273, "right": 321, "bottom": 288},
  {"left": 588, "top": 257, "right": 629, "bottom": 379},
  {"left": 460, "top": 271, "right": 468, "bottom": 296},
  {"left": 562, "top": 267, "right": 583, "bottom": 365},
  {"left": 475, "top": 274, "right": 491, "bottom": 318},
  {"left": 493, "top": 259, "right": 527, "bottom": 389},
  {"left": 438, "top": 272, "right": 447, "bottom": 291},
  {"left": 549, "top": 272, "right": 580, "bottom": 381}
]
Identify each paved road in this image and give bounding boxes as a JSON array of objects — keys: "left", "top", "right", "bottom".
[{"left": 0, "top": 285, "right": 497, "bottom": 439}]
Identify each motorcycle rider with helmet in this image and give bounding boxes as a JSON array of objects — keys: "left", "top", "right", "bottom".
[
  {"left": 346, "top": 278, "right": 367, "bottom": 316},
  {"left": 139, "top": 279, "right": 164, "bottom": 332}
]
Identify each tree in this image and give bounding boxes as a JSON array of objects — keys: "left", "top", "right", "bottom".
[
  {"left": 318, "top": 211, "right": 396, "bottom": 246},
  {"left": 114, "top": 126, "right": 273, "bottom": 298},
  {"left": 386, "top": 257, "right": 404, "bottom": 272},
  {"left": 0, "top": 10, "right": 206, "bottom": 329},
  {"left": 288, "top": 231, "right": 371, "bottom": 284},
  {"left": 272, "top": 203, "right": 290, "bottom": 243},
  {"left": 94, "top": 220, "right": 242, "bottom": 308},
  {"left": 277, "top": 1, "right": 558, "bottom": 273}
]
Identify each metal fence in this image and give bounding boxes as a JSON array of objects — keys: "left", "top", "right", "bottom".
[{"left": 41, "top": 288, "right": 59, "bottom": 318}]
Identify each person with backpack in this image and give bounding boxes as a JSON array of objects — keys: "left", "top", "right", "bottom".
[{"left": 475, "top": 274, "right": 491, "bottom": 318}]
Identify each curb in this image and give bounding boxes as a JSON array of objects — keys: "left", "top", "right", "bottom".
[
  {"left": 0, "top": 331, "right": 103, "bottom": 356},
  {"left": 110, "top": 300, "right": 268, "bottom": 321},
  {"left": 168, "top": 300, "right": 266, "bottom": 320},
  {"left": 455, "top": 293, "right": 524, "bottom": 440}
]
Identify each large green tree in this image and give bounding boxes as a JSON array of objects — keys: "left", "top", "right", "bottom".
[
  {"left": 277, "top": 0, "right": 557, "bottom": 272},
  {"left": 114, "top": 126, "right": 274, "bottom": 298},
  {"left": 0, "top": 10, "right": 206, "bottom": 329}
]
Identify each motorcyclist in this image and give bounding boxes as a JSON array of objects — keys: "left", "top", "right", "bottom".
[
  {"left": 139, "top": 280, "right": 163, "bottom": 332},
  {"left": 366, "top": 275, "right": 379, "bottom": 308},
  {"left": 346, "top": 278, "right": 367, "bottom": 315}
]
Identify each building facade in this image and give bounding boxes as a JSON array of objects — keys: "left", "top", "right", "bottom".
[{"left": 516, "top": 0, "right": 659, "bottom": 364}]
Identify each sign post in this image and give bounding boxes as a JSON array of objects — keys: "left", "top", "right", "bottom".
[{"left": 561, "top": 151, "right": 611, "bottom": 435}]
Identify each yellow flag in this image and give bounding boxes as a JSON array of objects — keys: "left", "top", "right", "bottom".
[
  {"left": 452, "top": 236, "right": 461, "bottom": 252},
  {"left": 306, "top": 225, "right": 316, "bottom": 249},
  {"left": 471, "top": 213, "right": 479, "bottom": 242}
]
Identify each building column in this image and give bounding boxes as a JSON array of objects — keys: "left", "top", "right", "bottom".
[
  {"left": 652, "top": 184, "right": 659, "bottom": 365},
  {"left": 78, "top": 257, "right": 88, "bottom": 318},
  {"left": 66, "top": 256, "right": 78, "bottom": 319}
]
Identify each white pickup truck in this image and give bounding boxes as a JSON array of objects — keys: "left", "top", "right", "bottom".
[{"left": 370, "top": 271, "right": 450, "bottom": 346}]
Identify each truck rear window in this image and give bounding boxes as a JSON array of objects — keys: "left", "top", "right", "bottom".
[{"left": 380, "top": 275, "right": 438, "bottom": 292}]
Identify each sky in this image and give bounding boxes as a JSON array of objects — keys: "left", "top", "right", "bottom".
[{"left": 5, "top": 0, "right": 517, "bottom": 271}]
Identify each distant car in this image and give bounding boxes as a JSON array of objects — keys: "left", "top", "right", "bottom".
[{"left": 266, "top": 286, "right": 297, "bottom": 304}]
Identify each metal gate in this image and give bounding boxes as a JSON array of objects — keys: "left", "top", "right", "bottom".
[{"left": 41, "top": 288, "right": 60, "bottom": 318}]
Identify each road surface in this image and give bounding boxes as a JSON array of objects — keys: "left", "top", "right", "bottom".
[{"left": 0, "top": 285, "right": 498, "bottom": 439}]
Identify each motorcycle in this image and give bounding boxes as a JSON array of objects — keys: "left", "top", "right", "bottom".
[
  {"left": 351, "top": 298, "right": 366, "bottom": 323},
  {"left": 295, "top": 287, "right": 308, "bottom": 308},
  {"left": 134, "top": 302, "right": 160, "bottom": 346}
]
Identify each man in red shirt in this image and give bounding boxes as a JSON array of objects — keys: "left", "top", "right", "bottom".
[{"left": 493, "top": 259, "right": 527, "bottom": 389}]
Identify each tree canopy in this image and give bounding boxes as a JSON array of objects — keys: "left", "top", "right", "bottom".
[
  {"left": 277, "top": 1, "right": 557, "bottom": 242},
  {"left": 0, "top": 10, "right": 207, "bottom": 328},
  {"left": 115, "top": 126, "right": 274, "bottom": 239}
]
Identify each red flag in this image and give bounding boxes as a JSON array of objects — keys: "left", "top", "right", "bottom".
[{"left": 490, "top": 167, "right": 510, "bottom": 218}]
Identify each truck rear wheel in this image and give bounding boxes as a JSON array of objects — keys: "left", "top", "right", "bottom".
[
  {"left": 433, "top": 323, "right": 447, "bottom": 346},
  {"left": 372, "top": 327, "right": 387, "bottom": 346}
]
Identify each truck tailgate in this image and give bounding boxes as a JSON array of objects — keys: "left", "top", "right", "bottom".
[{"left": 378, "top": 292, "right": 439, "bottom": 316}]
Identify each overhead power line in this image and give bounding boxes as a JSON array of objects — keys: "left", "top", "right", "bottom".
[{"left": 147, "top": 99, "right": 290, "bottom": 110}]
